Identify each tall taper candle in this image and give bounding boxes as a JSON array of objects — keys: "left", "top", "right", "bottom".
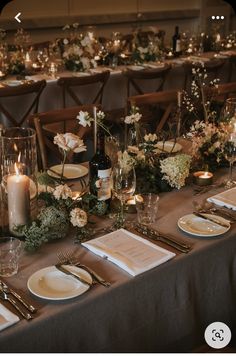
[
  {"left": 93, "top": 106, "right": 97, "bottom": 154},
  {"left": 7, "top": 172, "right": 30, "bottom": 234}
]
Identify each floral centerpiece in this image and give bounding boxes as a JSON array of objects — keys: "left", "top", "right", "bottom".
[
  {"left": 17, "top": 176, "right": 108, "bottom": 252},
  {"left": 124, "top": 107, "right": 192, "bottom": 192},
  {"left": 187, "top": 119, "right": 231, "bottom": 171},
  {"left": 61, "top": 23, "right": 98, "bottom": 72},
  {"left": 131, "top": 31, "right": 162, "bottom": 64},
  {"left": 183, "top": 62, "right": 232, "bottom": 171},
  {"left": 8, "top": 28, "right": 31, "bottom": 75}
]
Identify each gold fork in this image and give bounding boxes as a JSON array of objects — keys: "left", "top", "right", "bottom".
[{"left": 57, "top": 251, "right": 111, "bottom": 287}]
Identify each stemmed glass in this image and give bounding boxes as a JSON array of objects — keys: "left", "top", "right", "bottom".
[
  {"left": 224, "top": 137, "right": 236, "bottom": 187},
  {"left": 112, "top": 164, "right": 136, "bottom": 229},
  {"left": 221, "top": 98, "right": 236, "bottom": 187}
]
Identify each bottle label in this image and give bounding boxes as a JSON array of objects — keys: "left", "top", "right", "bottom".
[
  {"left": 176, "top": 39, "right": 181, "bottom": 52},
  {"left": 96, "top": 168, "right": 111, "bottom": 201}
]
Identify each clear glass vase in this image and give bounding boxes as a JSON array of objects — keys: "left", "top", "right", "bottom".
[{"left": 0, "top": 127, "right": 38, "bottom": 236}]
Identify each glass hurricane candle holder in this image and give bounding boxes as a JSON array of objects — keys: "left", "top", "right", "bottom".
[{"left": 0, "top": 127, "right": 38, "bottom": 236}]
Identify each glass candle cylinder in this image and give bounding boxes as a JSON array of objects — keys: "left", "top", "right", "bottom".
[{"left": 0, "top": 127, "right": 38, "bottom": 236}]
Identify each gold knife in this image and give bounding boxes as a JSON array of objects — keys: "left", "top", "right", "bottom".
[
  {"left": 133, "top": 224, "right": 191, "bottom": 253},
  {"left": 55, "top": 264, "right": 92, "bottom": 287},
  {"left": 193, "top": 212, "right": 230, "bottom": 228}
]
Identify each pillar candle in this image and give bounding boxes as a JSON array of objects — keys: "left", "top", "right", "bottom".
[
  {"left": 7, "top": 173, "right": 30, "bottom": 233},
  {"left": 93, "top": 106, "right": 97, "bottom": 154}
]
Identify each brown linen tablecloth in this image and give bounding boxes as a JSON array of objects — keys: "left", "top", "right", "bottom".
[{"left": 0, "top": 174, "right": 236, "bottom": 352}]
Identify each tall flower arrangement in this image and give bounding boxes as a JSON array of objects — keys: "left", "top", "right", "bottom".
[{"left": 61, "top": 23, "right": 98, "bottom": 72}]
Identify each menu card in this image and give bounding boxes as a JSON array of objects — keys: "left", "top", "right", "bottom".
[
  {"left": 82, "top": 229, "right": 175, "bottom": 276},
  {"left": 0, "top": 304, "right": 19, "bottom": 332},
  {"left": 207, "top": 188, "right": 236, "bottom": 210}
]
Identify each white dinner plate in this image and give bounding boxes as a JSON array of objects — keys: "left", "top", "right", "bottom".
[
  {"left": 27, "top": 265, "right": 92, "bottom": 300},
  {"left": 178, "top": 213, "right": 230, "bottom": 237},
  {"left": 47, "top": 164, "right": 88, "bottom": 179},
  {"left": 155, "top": 141, "right": 182, "bottom": 153},
  {"left": 128, "top": 65, "right": 144, "bottom": 71},
  {"left": 4, "top": 80, "right": 23, "bottom": 87}
]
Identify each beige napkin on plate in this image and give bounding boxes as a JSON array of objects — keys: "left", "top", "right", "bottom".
[{"left": 0, "top": 303, "right": 20, "bottom": 331}]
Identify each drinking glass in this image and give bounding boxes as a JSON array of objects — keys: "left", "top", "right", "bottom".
[
  {"left": 224, "top": 138, "right": 236, "bottom": 187},
  {"left": 0, "top": 128, "right": 38, "bottom": 235},
  {"left": 221, "top": 98, "right": 236, "bottom": 128},
  {"left": 221, "top": 98, "right": 236, "bottom": 187},
  {"left": 112, "top": 164, "right": 136, "bottom": 228}
]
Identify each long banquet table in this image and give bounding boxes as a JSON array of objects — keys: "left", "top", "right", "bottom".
[
  {"left": 1, "top": 51, "right": 236, "bottom": 127},
  {"left": 0, "top": 169, "right": 236, "bottom": 353}
]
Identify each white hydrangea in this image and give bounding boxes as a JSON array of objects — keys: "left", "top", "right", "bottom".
[
  {"left": 53, "top": 184, "right": 73, "bottom": 200},
  {"left": 160, "top": 154, "right": 191, "bottom": 189}
]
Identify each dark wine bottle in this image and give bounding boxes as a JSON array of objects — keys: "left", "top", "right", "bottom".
[
  {"left": 172, "top": 26, "right": 181, "bottom": 56},
  {"left": 89, "top": 129, "right": 112, "bottom": 204}
]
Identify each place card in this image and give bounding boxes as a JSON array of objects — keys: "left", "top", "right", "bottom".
[{"left": 82, "top": 229, "right": 175, "bottom": 276}]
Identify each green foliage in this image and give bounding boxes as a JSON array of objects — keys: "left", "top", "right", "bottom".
[{"left": 23, "top": 206, "right": 70, "bottom": 252}]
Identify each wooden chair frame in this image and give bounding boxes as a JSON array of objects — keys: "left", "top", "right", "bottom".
[
  {"left": 57, "top": 71, "right": 110, "bottom": 108},
  {"left": 0, "top": 80, "right": 46, "bottom": 127},
  {"left": 128, "top": 89, "right": 178, "bottom": 133},
  {"left": 123, "top": 64, "right": 171, "bottom": 97},
  {"left": 29, "top": 105, "right": 99, "bottom": 170}
]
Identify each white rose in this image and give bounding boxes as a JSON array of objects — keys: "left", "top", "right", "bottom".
[
  {"left": 70, "top": 208, "right": 87, "bottom": 227},
  {"left": 54, "top": 133, "right": 87, "bottom": 153}
]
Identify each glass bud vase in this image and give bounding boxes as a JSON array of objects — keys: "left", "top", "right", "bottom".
[{"left": 0, "top": 127, "right": 38, "bottom": 236}]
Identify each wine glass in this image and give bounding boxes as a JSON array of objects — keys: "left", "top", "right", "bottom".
[
  {"left": 224, "top": 137, "right": 236, "bottom": 188},
  {"left": 221, "top": 98, "right": 236, "bottom": 187},
  {"left": 221, "top": 98, "right": 236, "bottom": 127},
  {"left": 112, "top": 164, "right": 136, "bottom": 229}
]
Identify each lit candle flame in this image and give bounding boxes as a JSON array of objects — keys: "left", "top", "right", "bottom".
[{"left": 14, "top": 162, "right": 20, "bottom": 176}]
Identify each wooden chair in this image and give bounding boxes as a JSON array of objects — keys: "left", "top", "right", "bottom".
[
  {"left": 183, "top": 59, "right": 225, "bottom": 91},
  {"left": 29, "top": 105, "right": 97, "bottom": 171},
  {"left": 57, "top": 71, "right": 110, "bottom": 108},
  {"left": 127, "top": 89, "right": 179, "bottom": 134},
  {"left": 123, "top": 64, "right": 171, "bottom": 97},
  {"left": 0, "top": 80, "right": 46, "bottom": 127},
  {"left": 228, "top": 55, "right": 236, "bottom": 82}
]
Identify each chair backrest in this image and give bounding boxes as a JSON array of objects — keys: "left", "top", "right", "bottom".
[
  {"left": 228, "top": 55, "right": 236, "bottom": 82},
  {"left": 57, "top": 71, "right": 110, "bottom": 108},
  {"left": 0, "top": 80, "right": 46, "bottom": 127},
  {"left": 123, "top": 64, "right": 171, "bottom": 97},
  {"left": 29, "top": 105, "right": 97, "bottom": 171},
  {"left": 127, "top": 89, "right": 178, "bottom": 134},
  {"left": 183, "top": 59, "right": 225, "bottom": 91}
]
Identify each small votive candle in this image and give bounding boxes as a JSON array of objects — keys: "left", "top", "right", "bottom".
[{"left": 193, "top": 171, "right": 213, "bottom": 186}]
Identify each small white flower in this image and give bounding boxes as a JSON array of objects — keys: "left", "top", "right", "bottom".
[
  {"left": 70, "top": 208, "right": 87, "bottom": 227},
  {"left": 53, "top": 184, "right": 73, "bottom": 200},
  {"left": 76, "top": 111, "right": 92, "bottom": 127},
  {"left": 144, "top": 133, "right": 157, "bottom": 142},
  {"left": 63, "top": 38, "right": 69, "bottom": 45}
]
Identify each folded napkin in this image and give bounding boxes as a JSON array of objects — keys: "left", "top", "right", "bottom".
[
  {"left": 0, "top": 303, "right": 20, "bottom": 331},
  {"left": 207, "top": 188, "right": 236, "bottom": 211}
]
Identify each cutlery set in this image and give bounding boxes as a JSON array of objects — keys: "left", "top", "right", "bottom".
[
  {"left": 57, "top": 252, "right": 111, "bottom": 287},
  {"left": 0, "top": 280, "right": 37, "bottom": 321},
  {"left": 133, "top": 224, "right": 191, "bottom": 253}
]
